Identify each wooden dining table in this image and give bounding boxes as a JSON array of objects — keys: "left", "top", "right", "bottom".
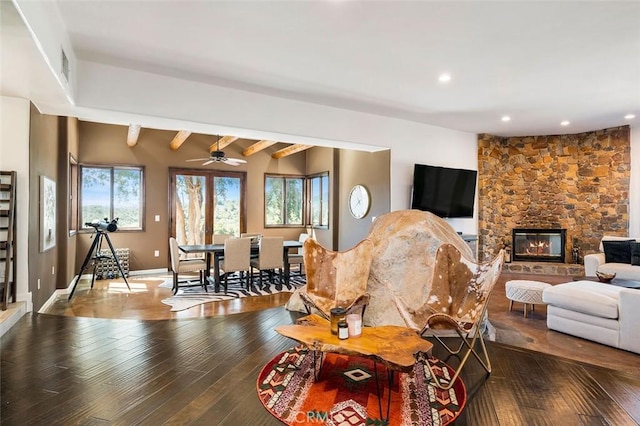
[{"left": 178, "top": 240, "right": 303, "bottom": 292}]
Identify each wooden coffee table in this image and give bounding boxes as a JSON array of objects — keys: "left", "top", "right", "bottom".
[{"left": 275, "top": 314, "right": 433, "bottom": 421}]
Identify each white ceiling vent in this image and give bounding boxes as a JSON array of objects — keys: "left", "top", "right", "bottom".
[{"left": 61, "top": 48, "right": 69, "bottom": 83}]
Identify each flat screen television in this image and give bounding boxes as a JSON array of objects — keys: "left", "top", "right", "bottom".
[{"left": 411, "top": 163, "right": 477, "bottom": 218}]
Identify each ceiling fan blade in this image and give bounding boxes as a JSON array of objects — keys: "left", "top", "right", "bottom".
[
  {"left": 227, "top": 157, "right": 247, "bottom": 164},
  {"left": 186, "top": 158, "right": 210, "bottom": 162},
  {"left": 202, "top": 160, "right": 214, "bottom": 166}
]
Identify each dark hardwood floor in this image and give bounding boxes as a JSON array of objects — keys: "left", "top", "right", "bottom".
[
  {"left": 2, "top": 307, "right": 639, "bottom": 425},
  {"left": 2, "top": 271, "right": 640, "bottom": 425}
]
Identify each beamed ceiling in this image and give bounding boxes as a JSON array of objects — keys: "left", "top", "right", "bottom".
[{"left": 126, "top": 125, "right": 311, "bottom": 159}]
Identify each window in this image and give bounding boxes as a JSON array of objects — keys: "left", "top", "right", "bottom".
[
  {"left": 80, "top": 165, "right": 144, "bottom": 230},
  {"left": 263, "top": 172, "right": 330, "bottom": 228},
  {"left": 265, "top": 175, "right": 304, "bottom": 227},
  {"left": 169, "top": 168, "right": 246, "bottom": 245},
  {"left": 309, "top": 173, "right": 329, "bottom": 228}
]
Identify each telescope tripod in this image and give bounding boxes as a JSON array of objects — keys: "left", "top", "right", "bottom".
[{"left": 68, "top": 230, "right": 131, "bottom": 300}]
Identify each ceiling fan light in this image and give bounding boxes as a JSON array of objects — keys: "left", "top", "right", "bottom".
[{"left": 210, "top": 150, "right": 227, "bottom": 161}]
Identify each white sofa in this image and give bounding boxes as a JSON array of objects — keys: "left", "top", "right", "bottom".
[
  {"left": 542, "top": 280, "right": 640, "bottom": 354},
  {"left": 583, "top": 235, "right": 640, "bottom": 280}
]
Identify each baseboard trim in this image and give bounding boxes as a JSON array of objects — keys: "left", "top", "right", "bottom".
[
  {"left": 0, "top": 302, "right": 27, "bottom": 338},
  {"left": 129, "top": 268, "right": 169, "bottom": 276},
  {"left": 39, "top": 288, "right": 70, "bottom": 314}
]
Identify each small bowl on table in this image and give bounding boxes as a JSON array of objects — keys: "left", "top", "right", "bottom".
[{"left": 595, "top": 271, "right": 616, "bottom": 283}]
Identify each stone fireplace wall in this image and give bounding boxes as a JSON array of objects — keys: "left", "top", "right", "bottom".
[{"left": 477, "top": 126, "right": 630, "bottom": 263}]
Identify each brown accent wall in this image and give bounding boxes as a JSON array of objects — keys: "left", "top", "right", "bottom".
[
  {"left": 76, "top": 122, "right": 307, "bottom": 272},
  {"left": 28, "top": 104, "right": 60, "bottom": 311},
  {"left": 305, "top": 147, "right": 391, "bottom": 250},
  {"left": 477, "top": 126, "right": 630, "bottom": 261},
  {"left": 56, "top": 116, "right": 80, "bottom": 290},
  {"left": 64, "top": 118, "right": 79, "bottom": 287},
  {"left": 338, "top": 149, "right": 391, "bottom": 250},
  {"left": 306, "top": 146, "right": 337, "bottom": 249}
]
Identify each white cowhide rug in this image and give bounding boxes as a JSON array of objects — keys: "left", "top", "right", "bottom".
[{"left": 160, "top": 275, "right": 305, "bottom": 312}]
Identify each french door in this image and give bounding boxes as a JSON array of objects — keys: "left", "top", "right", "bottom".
[{"left": 169, "top": 168, "right": 246, "bottom": 246}]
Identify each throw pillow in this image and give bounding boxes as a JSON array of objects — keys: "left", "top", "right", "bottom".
[
  {"left": 631, "top": 242, "right": 640, "bottom": 266},
  {"left": 602, "top": 240, "right": 634, "bottom": 264}
]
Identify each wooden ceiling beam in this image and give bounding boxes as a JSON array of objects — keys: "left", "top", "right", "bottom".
[
  {"left": 242, "top": 140, "right": 277, "bottom": 157},
  {"left": 272, "top": 144, "right": 313, "bottom": 159},
  {"left": 209, "top": 135, "right": 238, "bottom": 152},
  {"left": 126, "top": 124, "right": 141, "bottom": 147},
  {"left": 169, "top": 130, "right": 192, "bottom": 150}
]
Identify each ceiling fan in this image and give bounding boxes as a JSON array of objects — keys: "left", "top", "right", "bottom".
[{"left": 186, "top": 136, "right": 247, "bottom": 166}]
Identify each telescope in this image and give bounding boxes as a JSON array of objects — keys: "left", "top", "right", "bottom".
[
  {"left": 85, "top": 218, "right": 118, "bottom": 232},
  {"left": 69, "top": 217, "right": 129, "bottom": 300}
]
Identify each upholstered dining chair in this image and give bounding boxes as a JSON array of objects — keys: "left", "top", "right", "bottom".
[
  {"left": 240, "top": 232, "right": 261, "bottom": 242},
  {"left": 419, "top": 244, "right": 504, "bottom": 390},
  {"left": 287, "top": 232, "right": 310, "bottom": 276},
  {"left": 213, "top": 234, "right": 233, "bottom": 264},
  {"left": 219, "top": 237, "right": 252, "bottom": 293},
  {"left": 213, "top": 234, "right": 233, "bottom": 244},
  {"left": 240, "top": 233, "right": 261, "bottom": 260},
  {"left": 168, "top": 237, "right": 207, "bottom": 295},
  {"left": 298, "top": 238, "right": 374, "bottom": 320},
  {"left": 250, "top": 236, "right": 284, "bottom": 289}
]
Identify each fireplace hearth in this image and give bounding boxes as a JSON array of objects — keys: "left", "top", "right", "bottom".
[{"left": 512, "top": 228, "right": 566, "bottom": 263}]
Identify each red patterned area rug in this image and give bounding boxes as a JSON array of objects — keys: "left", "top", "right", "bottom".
[{"left": 257, "top": 346, "right": 466, "bottom": 426}]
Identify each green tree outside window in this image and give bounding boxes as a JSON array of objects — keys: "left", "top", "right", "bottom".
[{"left": 80, "top": 165, "right": 143, "bottom": 230}]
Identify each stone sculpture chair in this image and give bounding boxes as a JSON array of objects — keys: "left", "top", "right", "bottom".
[
  {"left": 298, "top": 238, "right": 374, "bottom": 320},
  {"left": 285, "top": 209, "right": 505, "bottom": 389},
  {"left": 419, "top": 243, "right": 505, "bottom": 390}
]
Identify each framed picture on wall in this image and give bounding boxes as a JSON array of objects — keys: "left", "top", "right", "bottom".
[{"left": 40, "top": 175, "right": 56, "bottom": 252}]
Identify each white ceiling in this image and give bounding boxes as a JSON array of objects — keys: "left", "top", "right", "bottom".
[
  {"left": 2, "top": 0, "right": 639, "bottom": 143},
  {"left": 0, "top": 1, "right": 68, "bottom": 106}
]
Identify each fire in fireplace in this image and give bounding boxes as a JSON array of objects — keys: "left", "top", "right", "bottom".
[{"left": 512, "top": 228, "right": 566, "bottom": 263}]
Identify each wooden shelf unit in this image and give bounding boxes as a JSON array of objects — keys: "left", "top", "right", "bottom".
[{"left": 0, "top": 171, "right": 17, "bottom": 310}]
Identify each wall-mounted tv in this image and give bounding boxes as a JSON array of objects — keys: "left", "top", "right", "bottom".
[{"left": 411, "top": 163, "right": 477, "bottom": 218}]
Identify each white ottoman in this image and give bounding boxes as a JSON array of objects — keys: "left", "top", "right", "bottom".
[{"left": 505, "top": 280, "right": 552, "bottom": 318}]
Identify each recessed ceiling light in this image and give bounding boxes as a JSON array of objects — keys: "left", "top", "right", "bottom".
[
  {"left": 560, "top": 120, "right": 570, "bottom": 126},
  {"left": 625, "top": 114, "right": 636, "bottom": 120},
  {"left": 438, "top": 73, "right": 451, "bottom": 83},
  {"left": 501, "top": 115, "right": 511, "bottom": 122}
]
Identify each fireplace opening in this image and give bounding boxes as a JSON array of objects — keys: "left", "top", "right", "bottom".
[{"left": 512, "top": 228, "right": 566, "bottom": 263}]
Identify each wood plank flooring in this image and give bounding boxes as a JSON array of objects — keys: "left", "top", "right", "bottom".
[
  {"left": 2, "top": 307, "right": 640, "bottom": 425},
  {"left": 41, "top": 271, "right": 640, "bottom": 376},
  {"left": 4, "top": 271, "right": 640, "bottom": 425}
]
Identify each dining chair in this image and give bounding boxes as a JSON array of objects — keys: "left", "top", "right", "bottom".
[
  {"left": 250, "top": 236, "right": 284, "bottom": 290},
  {"left": 298, "top": 238, "right": 374, "bottom": 320},
  {"left": 240, "top": 233, "right": 261, "bottom": 258},
  {"left": 219, "top": 237, "right": 252, "bottom": 293},
  {"left": 240, "top": 232, "right": 261, "bottom": 242},
  {"left": 213, "top": 234, "right": 233, "bottom": 244},
  {"left": 287, "top": 232, "right": 310, "bottom": 277},
  {"left": 213, "top": 233, "right": 233, "bottom": 266},
  {"left": 168, "top": 237, "right": 207, "bottom": 295}
]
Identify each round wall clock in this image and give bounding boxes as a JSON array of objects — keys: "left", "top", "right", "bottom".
[{"left": 348, "top": 184, "right": 370, "bottom": 219}]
